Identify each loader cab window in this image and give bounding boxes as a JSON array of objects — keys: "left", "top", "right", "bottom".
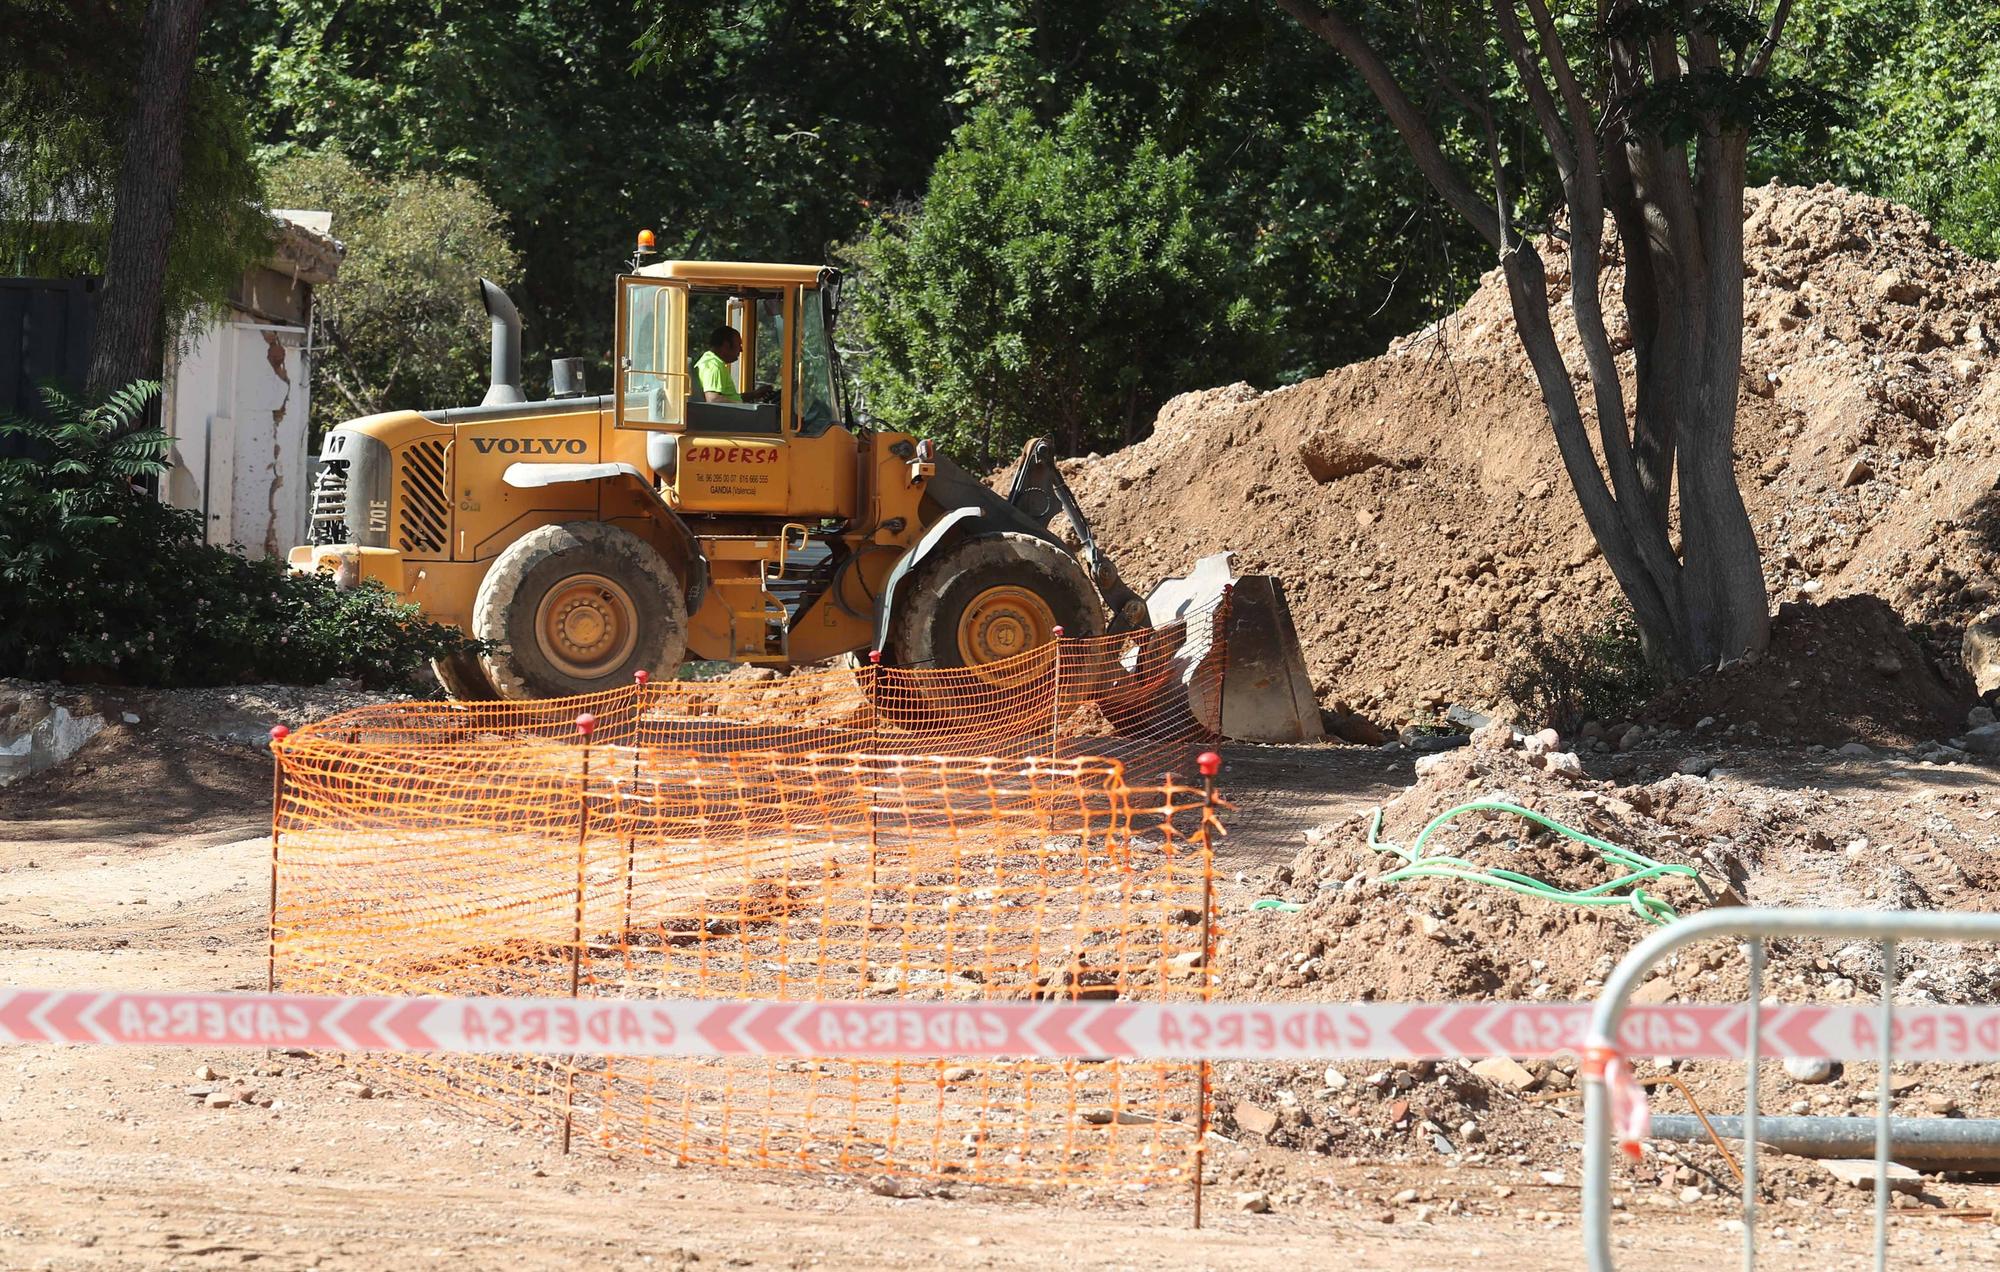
[
  {"left": 797, "top": 285, "right": 839, "bottom": 437},
  {"left": 684, "top": 289, "right": 781, "bottom": 435},
  {"left": 619, "top": 280, "right": 687, "bottom": 427}
]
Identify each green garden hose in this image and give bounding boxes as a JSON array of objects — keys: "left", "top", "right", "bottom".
[
  {"left": 1368, "top": 801, "right": 1694, "bottom": 924},
  {"left": 1250, "top": 802, "right": 1698, "bottom": 924}
]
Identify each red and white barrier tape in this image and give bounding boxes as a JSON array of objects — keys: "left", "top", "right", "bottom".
[{"left": 7, "top": 990, "right": 2000, "bottom": 1061}]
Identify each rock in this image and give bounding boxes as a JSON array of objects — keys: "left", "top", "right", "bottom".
[
  {"left": 1841, "top": 457, "right": 1874, "bottom": 487},
  {"left": 203, "top": 1092, "right": 236, "bottom": 1109},
  {"left": 941, "top": 1066, "right": 976, "bottom": 1083},
  {"left": 1629, "top": 979, "right": 1678, "bottom": 1006},
  {"left": 193, "top": 1064, "right": 219, "bottom": 1082},
  {"left": 1677, "top": 754, "right": 1719, "bottom": 777},
  {"left": 1471, "top": 1057, "right": 1538, "bottom": 1091},
  {"left": 1679, "top": 1185, "right": 1705, "bottom": 1205},
  {"left": 1166, "top": 951, "right": 1205, "bottom": 978},
  {"left": 1445, "top": 705, "right": 1492, "bottom": 732},
  {"left": 1924, "top": 1092, "right": 1959, "bottom": 1116},
  {"left": 1235, "top": 1190, "right": 1271, "bottom": 1214},
  {"left": 1323, "top": 1066, "right": 1349, "bottom": 1091},
  {"left": 1543, "top": 751, "right": 1583, "bottom": 777},
  {"left": 1782, "top": 1057, "right": 1836, "bottom": 1084},
  {"left": 1837, "top": 742, "right": 1875, "bottom": 759},
  {"left": 1471, "top": 720, "right": 1518, "bottom": 751},
  {"left": 1952, "top": 725, "right": 2000, "bottom": 756},
  {"left": 1821, "top": 1159, "right": 1920, "bottom": 1193},
  {"left": 1963, "top": 617, "right": 2000, "bottom": 695},
  {"left": 869, "top": 1175, "right": 915, "bottom": 1198},
  {"left": 1298, "top": 430, "right": 1389, "bottom": 483},
  {"left": 121, "top": 712, "right": 141, "bottom": 725},
  {"left": 1355, "top": 508, "right": 1379, "bottom": 530},
  {"left": 1231, "top": 1100, "right": 1279, "bottom": 1136},
  {"left": 1873, "top": 270, "right": 1924, "bottom": 304},
  {"left": 1968, "top": 707, "right": 1996, "bottom": 728},
  {"left": 1523, "top": 728, "right": 1561, "bottom": 757},
  {"left": 1392, "top": 1187, "right": 1420, "bottom": 1204},
  {"left": 338, "top": 1081, "right": 375, "bottom": 1099},
  {"left": 1617, "top": 725, "right": 1645, "bottom": 752},
  {"left": 1871, "top": 652, "right": 1902, "bottom": 677}
]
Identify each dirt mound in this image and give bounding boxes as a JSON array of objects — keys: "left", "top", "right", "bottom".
[
  {"left": 1066, "top": 182, "right": 2000, "bottom": 738},
  {"left": 1224, "top": 746, "right": 1726, "bottom": 1005},
  {"left": 1641, "top": 595, "right": 1974, "bottom": 746}
]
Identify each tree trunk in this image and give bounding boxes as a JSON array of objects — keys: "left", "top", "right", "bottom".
[
  {"left": 85, "top": 0, "right": 210, "bottom": 400},
  {"left": 1274, "top": 0, "right": 1782, "bottom": 678}
]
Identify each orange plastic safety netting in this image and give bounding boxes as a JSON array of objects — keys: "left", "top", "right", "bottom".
[
  {"left": 301, "top": 594, "right": 1231, "bottom": 783},
  {"left": 270, "top": 607, "right": 1231, "bottom": 1190}
]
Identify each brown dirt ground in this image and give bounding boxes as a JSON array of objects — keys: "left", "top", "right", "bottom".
[
  {"left": 8, "top": 725, "right": 2000, "bottom": 1268},
  {"left": 1062, "top": 182, "right": 2000, "bottom": 742}
]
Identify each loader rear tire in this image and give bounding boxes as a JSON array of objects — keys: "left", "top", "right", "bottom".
[
  {"left": 881, "top": 533, "right": 1104, "bottom": 737},
  {"left": 474, "top": 521, "right": 688, "bottom": 699}
]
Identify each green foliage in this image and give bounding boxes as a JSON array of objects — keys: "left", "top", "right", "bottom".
[
  {"left": 0, "top": 382, "right": 478, "bottom": 688},
  {"left": 264, "top": 150, "right": 520, "bottom": 434},
  {"left": 0, "top": 2, "right": 270, "bottom": 347},
  {"left": 850, "top": 93, "right": 1275, "bottom": 460},
  {"left": 209, "top": 1, "right": 1486, "bottom": 433},
  {"left": 1763, "top": 1, "right": 2000, "bottom": 259},
  {"left": 1497, "top": 608, "right": 1664, "bottom": 736},
  {"left": 221, "top": 0, "right": 966, "bottom": 380}
]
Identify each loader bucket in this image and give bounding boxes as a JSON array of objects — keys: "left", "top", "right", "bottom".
[{"left": 1143, "top": 554, "right": 1324, "bottom": 744}]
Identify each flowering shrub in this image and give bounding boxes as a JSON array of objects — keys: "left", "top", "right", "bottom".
[{"left": 0, "top": 382, "right": 476, "bottom": 687}]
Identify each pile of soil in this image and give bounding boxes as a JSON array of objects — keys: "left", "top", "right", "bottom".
[
  {"left": 1199, "top": 741, "right": 2000, "bottom": 1187},
  {"left": 1641, "top": 595, "right": 1974, "bottom": 746},
  {"left": 1064, "top": 182, "right": 2000, "bottom": 739}
]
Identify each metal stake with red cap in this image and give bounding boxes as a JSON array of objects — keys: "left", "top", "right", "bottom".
[
  {"left": 267, "top": 726, "right": 289, "bottom": 997},
  {"left": 1184, "top": 752, "right": 1216, "bottom": 1224},
  {"left": 563, "top": 711, "right": 595, "bottom": 1153}
]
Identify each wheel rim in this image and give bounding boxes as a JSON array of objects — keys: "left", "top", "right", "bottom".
[
  {"left": 955, "top": 584, "right": 1058, "bottom": 685},
  {"left": 534, "top": 573, "right": 641, "bottom": 681}
]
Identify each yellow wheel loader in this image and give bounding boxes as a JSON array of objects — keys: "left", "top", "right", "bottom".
[{"left": 288, "top": 252, "right": 1320, "bottom": 740}]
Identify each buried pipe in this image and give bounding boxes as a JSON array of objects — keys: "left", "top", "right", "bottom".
[{"left": 1648, "top": 1116, "right": 2000, "bottom": 1169}]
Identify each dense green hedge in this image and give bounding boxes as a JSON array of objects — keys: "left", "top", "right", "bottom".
[{"left": 0, "top": 383, "right": 477, "bottom": 689}]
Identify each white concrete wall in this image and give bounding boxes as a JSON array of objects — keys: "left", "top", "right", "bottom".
[{"left": 162, "top": 316, "right": 312, "bottom": 559}]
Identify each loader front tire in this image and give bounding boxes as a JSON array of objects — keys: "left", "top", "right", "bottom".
[
  {"left": 875, "top": 533, "right": 1104, "bottom": 738},
  {"left": 474, "top": 522, "right": 688, "bottom": 699}
]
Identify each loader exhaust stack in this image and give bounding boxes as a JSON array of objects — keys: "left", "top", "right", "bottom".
[{"left": 479, "top": 278, "right": 525, "bottom": 406}]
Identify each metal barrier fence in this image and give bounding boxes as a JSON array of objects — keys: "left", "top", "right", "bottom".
[{"left": 1581, "top": 908, "right": 2000, "bottom": 1272}]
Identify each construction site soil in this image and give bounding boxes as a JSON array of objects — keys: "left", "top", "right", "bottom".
[
  {"left": 1064, "top": 182, "right": 2000, "bottom": 743},
  {"left": 8, "top": 688, "right": 2000, "bottom": 1266}
]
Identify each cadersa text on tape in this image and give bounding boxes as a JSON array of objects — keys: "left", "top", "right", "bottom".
[{"left": 9, "top": 989, "right": 2000, "bottom": 1063}]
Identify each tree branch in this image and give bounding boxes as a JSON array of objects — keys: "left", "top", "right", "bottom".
[
  {"left": 1273, "top": 0, "right": 1504, "bottom": 249},
  {"left": 1747, "top": 0, "right": 1794, "bottom": 77}
]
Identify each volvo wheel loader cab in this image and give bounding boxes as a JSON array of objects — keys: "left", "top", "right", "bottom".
[{"left": 288, "top": 254, "right": 1214, "bottom": 710}]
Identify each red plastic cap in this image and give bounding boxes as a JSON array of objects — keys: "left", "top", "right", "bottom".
[
  {"left": 1197, "top": 751, "right": 1222, "bottom": 777},
  {"left": 633, "top": 669, "right": 649, "bottom": 685},
  {"left": 868, "top": 650, "right": 882, "bottom": 665},
  {"left": 269, "top": 725, "right": 290, "bottom": 742},
  {"left": 575, "top": 712, "right": 596, "bottom": 737}
]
